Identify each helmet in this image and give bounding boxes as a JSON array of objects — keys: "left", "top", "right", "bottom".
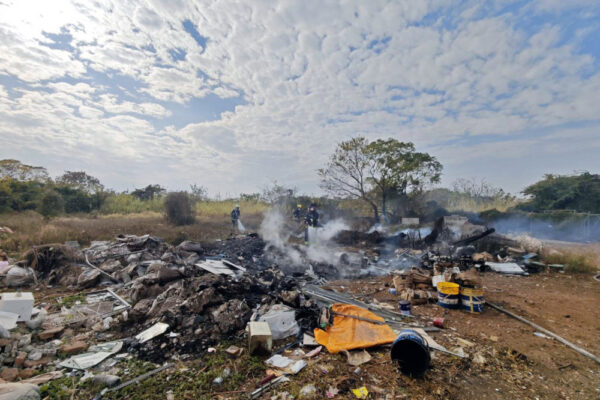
[
  {"left": 297, "top": 204, "right": 302, "bottom": 208},
  {"left": 235, "top": 204, "right": 240, "bottom": 208},
  {"left": 310, "top": 203, "right": 317, "bottom": 208}
]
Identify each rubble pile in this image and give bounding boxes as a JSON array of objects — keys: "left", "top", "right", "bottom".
[{"left": 0, "top": 213, "right": 586, "bottom": 399}]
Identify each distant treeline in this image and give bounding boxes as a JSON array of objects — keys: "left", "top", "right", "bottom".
[{"left": 1, "top": 159, "right": 598, "bottom": 220}]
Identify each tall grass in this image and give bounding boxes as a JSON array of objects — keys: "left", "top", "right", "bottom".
[
  {"left": 543, "top": 250, "right": 598, "bottom": 274},
  {"left": 196, "top": 199, "right": 268, "bottom": 217},
  {"left": 100, "top": 194, "right": 164, "bottom": 214},
  {"left": 0, "top": 208, "right": 266, "bottom": 257}
]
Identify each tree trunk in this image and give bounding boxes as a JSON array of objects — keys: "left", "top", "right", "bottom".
[
  {"left": 370, "top": 202, "right": 379, "bottom": 224},
  {"left": 381, "top": 192, "right": 388, "bottom": 225}
]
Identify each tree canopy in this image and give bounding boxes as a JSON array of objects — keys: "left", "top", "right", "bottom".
[
  {"left": 521, "top": 172, "right": 600, "bottom": 213},
  {"left": 56, "top": 171, "right": 104, "bottom": 193},
  {"left": 0, "top": 159, "right": 49, "bottom": 181},
  {"left": 319, "top": 137, "right": 442, "bottom": 222}
]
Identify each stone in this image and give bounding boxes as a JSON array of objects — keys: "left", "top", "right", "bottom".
[
  {"left": 26, "top": 351, "right": 41, "bottom": 362},
  {"left": 17, "top": 335, "right": 31, "bottom": 348},
  {"left": 0, "top": 382, "right": 40, "bottom": 400},
  {"left": 177, "top": 241, "right": 204, "bottom": 254},
  {"left": 92, "top": 374, "right": 121, "bottom": 387},
  {"left": 37, "top": 326, "right": 63, "bottom": 340},
  {"left": 14, "top": 353, "right": 26, "bottom": 368},
  {"left": 77, "top": 269, "right": 102, "bottom": 288},
  {"left": 0, "top": 368, "right": 18, "bottom": 382},
  {"left": 18, "top": 369, "right": 34, "bottom": 379},
  {"left": 99, "top": 260, "right": 122, "bottom": 273},
  {"left": 25, "top": 310, "right": 46, "bottom": 331},
  {"left": 59, "top": 342, "right": 87, "bottom": 355},
  {"left": 23, "top": 357, "right": 52, "bottom": 368},
  {"left": 0, "top": 340, "right": 11, "bottom": 348}
]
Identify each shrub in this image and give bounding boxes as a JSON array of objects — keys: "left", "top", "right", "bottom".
[
  {"left": 39, "top": 190, "right": 64, "bottom": 217},
  {"left": 543, "top": 251, "right": 597, "bottom": 274},
  {"left": 164, "top": 192, "right": 195, "bottom": 225}
]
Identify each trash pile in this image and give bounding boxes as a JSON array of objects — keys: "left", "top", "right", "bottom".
[{"left": 0, "top": 215, "right": 593, "bottom": 399}]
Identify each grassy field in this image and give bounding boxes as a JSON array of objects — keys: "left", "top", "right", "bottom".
[{"left": 0, "top": 210, "right": 264, "bottom": 257}]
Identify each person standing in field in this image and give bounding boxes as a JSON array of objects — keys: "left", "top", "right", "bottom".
[
  {"left": 293, "top": 204, "right": 303, "bottom": 220},
  {"left": 304, "top": 203, "right": 319, "bottom": 244},
  {"left": 231, "top": 205, "right": 240, "bottom": 232}
]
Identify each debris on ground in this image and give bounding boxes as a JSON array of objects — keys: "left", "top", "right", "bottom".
[{"left": 0, "top": 213, "right": 596, "bottom": 399}]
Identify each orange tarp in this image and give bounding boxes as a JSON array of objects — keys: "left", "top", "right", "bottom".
[{"left": 314, "top": 303, "right": 397, "bottom": 354}]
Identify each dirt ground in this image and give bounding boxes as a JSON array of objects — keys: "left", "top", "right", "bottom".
[
  {"left": 54, "top": 270, "right": 597, "bottom": 400},
  {"left": 323, "top": 271, "right": 600, "bottom": 400}
]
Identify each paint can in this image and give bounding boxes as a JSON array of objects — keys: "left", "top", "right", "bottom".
[
  {"left": 437, "top": 282, "right": 460, "bottom": 309},
  {"left": 390, "top": 329, "right": 431, "bottom": 377},
  {"left": 460, "top": 287, "right": 484, "bottom": 313},
  {"left": 398, "top": 300, "right": 411, "bottom": 316}
]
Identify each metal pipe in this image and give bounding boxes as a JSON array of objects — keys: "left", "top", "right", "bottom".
[{"left": 487, "top": 301, "right": 600, "bottom": 365}]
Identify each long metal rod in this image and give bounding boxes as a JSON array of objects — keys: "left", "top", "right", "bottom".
[
  {"left": 487, "top": 301, "right": 600, "bottom": 365},
  {"left": 94, "top": 363, "right": 173, "bottom": 399},
  {"left": 85, "top": 253, "right": 119, "bottom": 283}
]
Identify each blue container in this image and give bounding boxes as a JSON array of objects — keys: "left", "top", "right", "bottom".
[
  {"left": 460, "top": 288, "right": 485, "bottom": 313},
  {"left": 390, "top": 329, "right": 431, "bottom": 377},
  {"left": 388, "top": 288, "right": 397, "bottom": 295},
  {"left": 437, "top": 291, "right": 460, "bottom": 309},
  {"left": 398, "top": 300, "right": 411, "bottom": 315}
]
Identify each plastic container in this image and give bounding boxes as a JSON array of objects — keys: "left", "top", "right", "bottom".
[
  {"left": 390, "top": 329, "right": 431, "bottom": 377},
  {"left": 398, "top": 300, "right": 411, "bottom": 315},
  {"left": 388, "top": 288, "right": 397, "bottom": 295},
  {"left": 460, "top": 287, "right": 484, "bottom": 313},
  {"left": 437, "top": 282, "right": 460, "bottom": 309}
]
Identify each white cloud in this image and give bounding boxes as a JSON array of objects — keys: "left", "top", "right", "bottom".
[{"left": 0, "top": 0, "right": 598, "bottom": 194}]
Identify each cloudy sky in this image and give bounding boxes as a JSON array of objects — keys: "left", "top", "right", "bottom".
[{"left": 0, "top": 0, "right": 598, "bottom": 196}]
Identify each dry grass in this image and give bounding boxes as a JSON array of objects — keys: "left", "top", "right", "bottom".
[
  {"left": 195, "top": 199, "right": 268, "bottom": 217},
  {"left": 0, "top": 210, "right": 265, "bottom": 257},
  {"left": 542, "top": 248, "right": 599, "bottom": 274}
]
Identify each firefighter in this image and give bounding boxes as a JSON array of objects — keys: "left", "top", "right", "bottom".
[
  {"left": 304, "top": 203, "right": 319, "bottom": 244},
  {"left": 231, "top": 205, "right": 240, "bottom": 231},
  {"left": 293, "top": 204, "right": 303, "bottom": 220}
]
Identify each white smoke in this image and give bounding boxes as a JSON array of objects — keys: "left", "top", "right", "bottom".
[
  {"left": 237, "top": 219, "right": 246, "bottom": 232},
  {"left": 259, "top": 207, "right": 350, "bottom": 270}
]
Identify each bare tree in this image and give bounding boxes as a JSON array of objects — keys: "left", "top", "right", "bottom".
[
  {"left": 318, "top": 137, "right": 381, "bottom": 221},
  {"left": 319, "top": 137, "right": 443, "bottom": 223}
]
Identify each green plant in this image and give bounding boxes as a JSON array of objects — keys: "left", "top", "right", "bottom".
[
  {"left": 39, "top": 190, "right": 64, "bottom": 217},
  {"left": 164, "top": 191, "right": 195, "bottom": 226},
  {"left": 544, "top": 251, "right": 597, "bottom": 274}
]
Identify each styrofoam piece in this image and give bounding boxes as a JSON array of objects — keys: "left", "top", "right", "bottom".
[
  {"left": 0, "top": 311, "right": 19, "bottom": 330},
  {"left": 0, "top": 292, "right": 34, "bottom": 321},
  {"left": 135, "top": 322, "right": 169, "bottom": 343}
]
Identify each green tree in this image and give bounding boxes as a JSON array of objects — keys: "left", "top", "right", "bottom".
[
  {"left": 164, "top": 192, "right": 195, "bottom": 225},
  {"left": 319, "top": 137, "right": 442, "bottom": 222},
  {"left": 521, "top": 172, "right": 600, "bottom": 213},
  {"left": 365, "top": 139, "right": 442, "bottom": 221},
  {"left": 39, "top": 190, "right": 64, "bottom": 217},
  {"left": 0, "top": 159, "right": 49, "bottom": 181},
  {"left": 132, "top": 184, "right": 166, "bottom": 201},
  {"left": 56, "top": 171, "right": 104, "bottom": 193}
]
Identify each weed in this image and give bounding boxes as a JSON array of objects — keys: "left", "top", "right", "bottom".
[
  {"left": 543, "top": 251, "right": 598, "bottom": 274},
  {"left": 59, "top": 293, "right": 87, "bottom": 308}
]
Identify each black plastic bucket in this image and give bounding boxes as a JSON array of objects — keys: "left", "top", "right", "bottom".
[{"left": 390, "top": 329, "right": 431, "bottom": 377}]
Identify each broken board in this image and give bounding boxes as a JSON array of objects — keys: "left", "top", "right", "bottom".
[{"left": 195, "top": 260, "right": 245, "bottom": 276}]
